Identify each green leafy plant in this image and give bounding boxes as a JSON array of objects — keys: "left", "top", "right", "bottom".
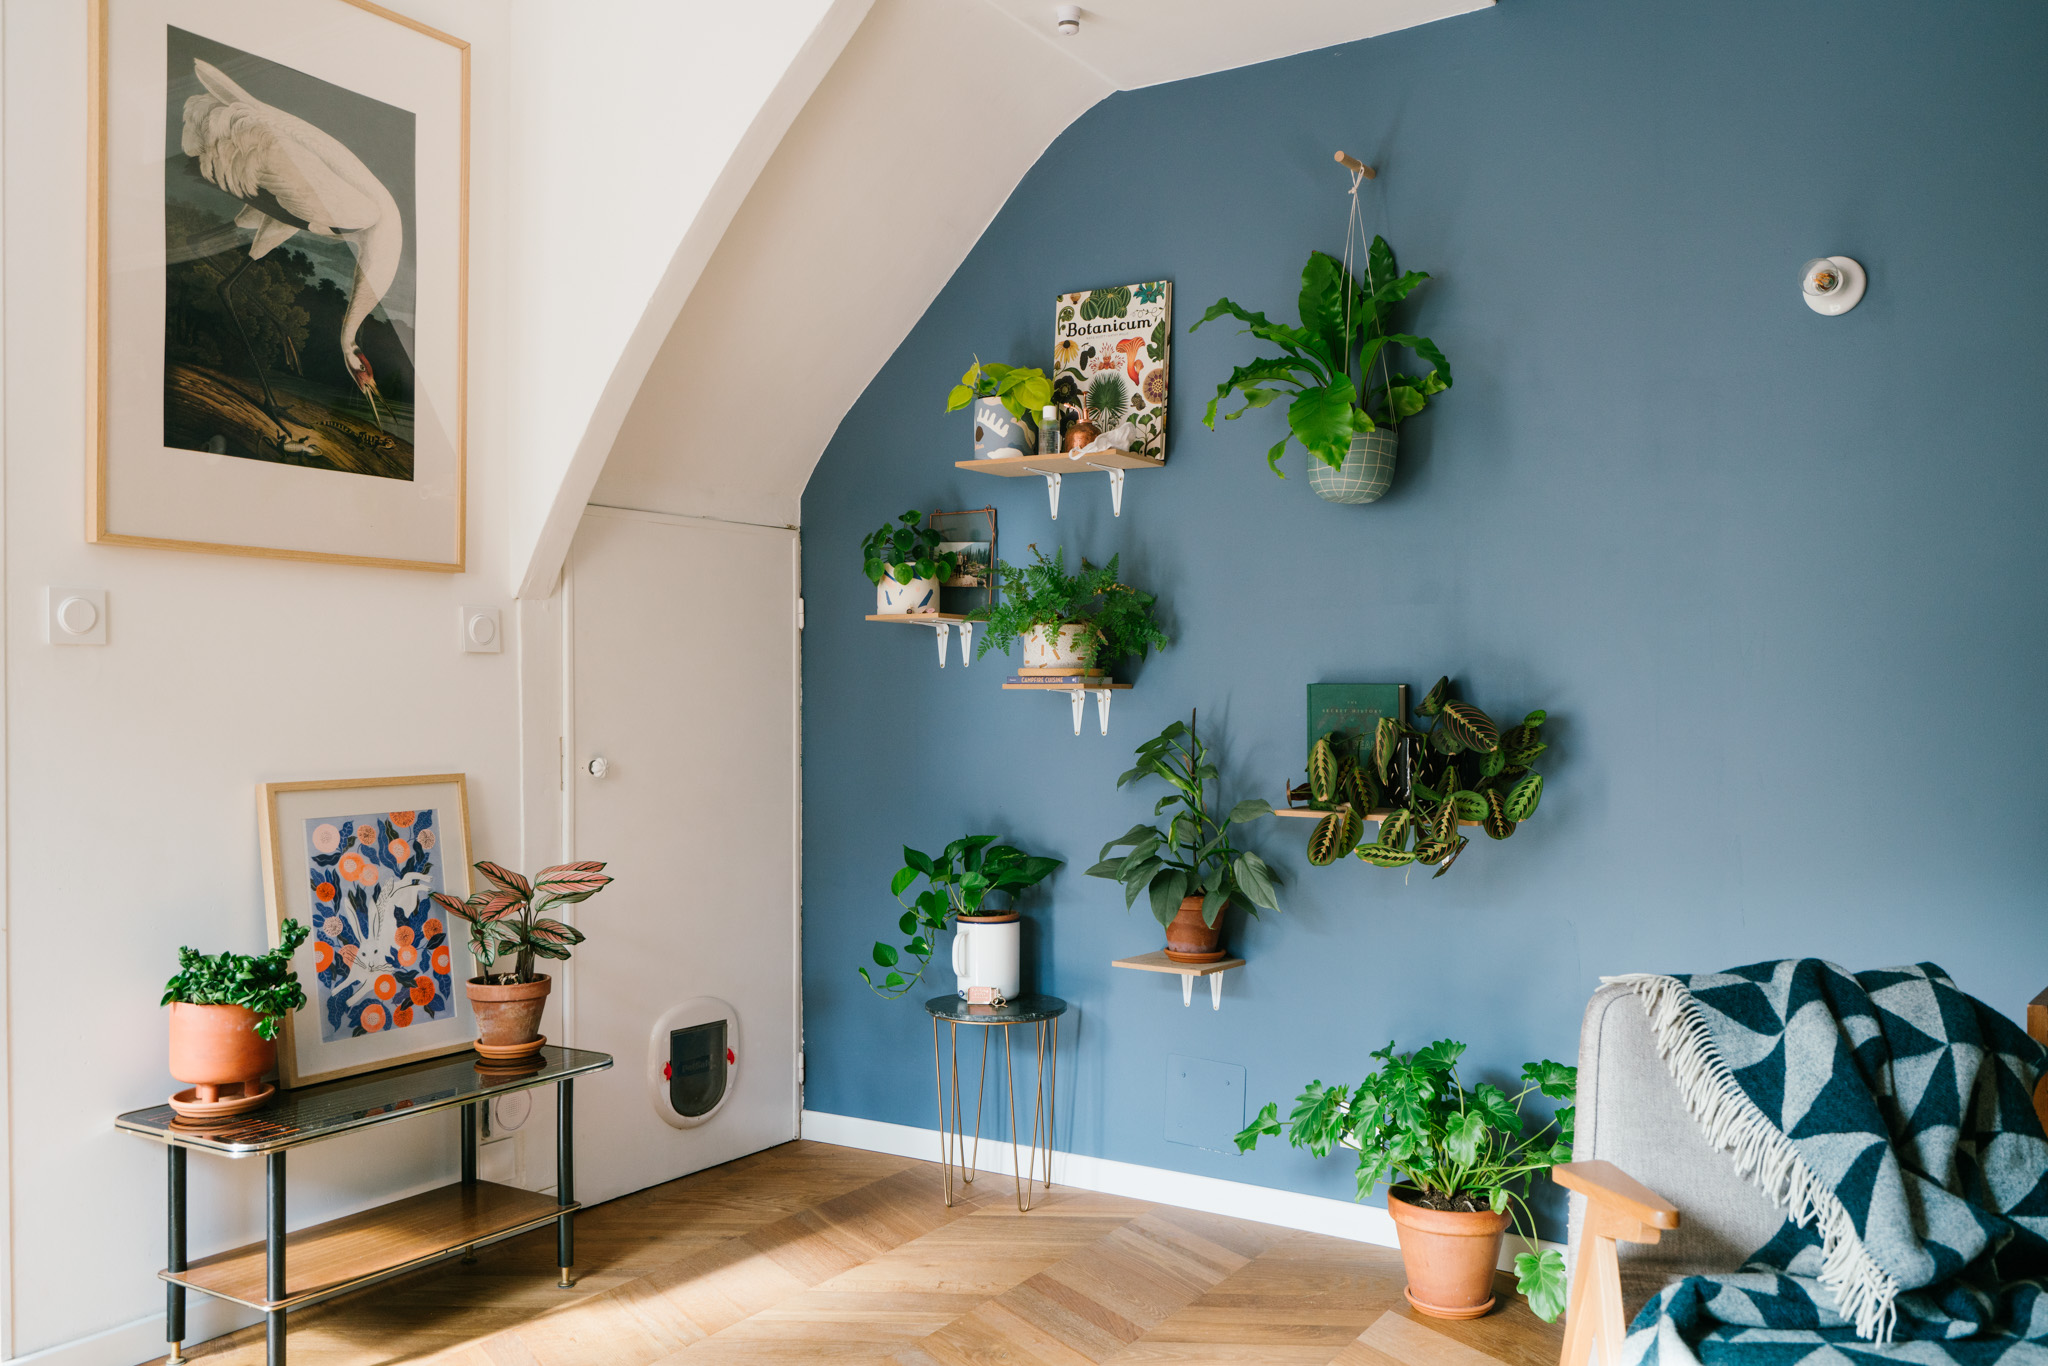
[
  {"left": 968, "top": 544, "right": 1167, "bottom": 672},
  {"left": 860, "top": 836, "right": 1062, "bottom": 998},
  {"left": 862, "top": 511, "right": 960, "bottom": 587},
  {"left": 430, "top": 861, "right": 613, "bottom": 984},
  {"left": 1193, "top": 242, "right": 1452, "bottom": 475},
  {"left": 161, "top": 920, "right": 312, "bottom": 1040},
  {"left": 1237, "top": 1040, "right": 1576, "bottom": 1322},
  {"left": 1349, "top": 678, "right": 1547, "bottom": 878},
  {"left": 945, "top": 357, "right": 1053, "bottom": 427},
  {"left": 1085, "top": 711, "right": 1281, "bottom": 929}
]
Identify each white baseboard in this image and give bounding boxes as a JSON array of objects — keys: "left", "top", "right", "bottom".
[
  {"left": 6, "top": 1298, "right": 256, "bottom": 1366},
  {"left": 799, "top": 1110, "right": 1561, "bottom": 1272}
]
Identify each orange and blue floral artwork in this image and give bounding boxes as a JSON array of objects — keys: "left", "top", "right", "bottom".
[{"left": 304, "top": 810, "right": 452, "bottom": 1040}]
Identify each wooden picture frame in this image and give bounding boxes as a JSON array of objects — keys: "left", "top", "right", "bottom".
[
  {"left": 89, "top": 0, "right": 469, "bottom": 570},
  {"left": 258, "top": 773, "right": 476, "bottom": 1086}
]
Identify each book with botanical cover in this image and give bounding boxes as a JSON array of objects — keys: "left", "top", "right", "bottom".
[
  {"left": 1307, "top": 683, "right": 1409, "bottom": 758},
  {"left": 1053, "top": 281, "right": 1170, "bottom": 461}
]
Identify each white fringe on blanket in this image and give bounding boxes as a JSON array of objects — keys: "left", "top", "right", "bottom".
[{"left": 1605, "top": 973, "right": 1900, "bottom": 1344}]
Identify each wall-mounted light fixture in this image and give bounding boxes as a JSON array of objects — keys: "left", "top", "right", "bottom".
[
  {"left": 1055, "top": 5, "right": 1081, "bottom": 36},
  {"left": 1800, "top": 256, "right": 1865, "bottom": 315}
]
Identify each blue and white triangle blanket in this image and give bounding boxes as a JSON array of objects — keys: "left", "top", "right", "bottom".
[{"left": 1613, "top": 961, "right": 2048, "bottom": 1365}]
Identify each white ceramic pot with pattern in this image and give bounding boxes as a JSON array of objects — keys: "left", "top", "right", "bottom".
[
  {"left": 1021, "top": 624, "right": 1091, "bottom": 669},
  {"left": 876, "top": 572, "right": 939, "bottom": 614}
]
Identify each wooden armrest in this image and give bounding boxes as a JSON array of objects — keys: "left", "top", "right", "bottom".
[{"left": 1552, "top": 1160, "right": 1680, "bottom": 1229}]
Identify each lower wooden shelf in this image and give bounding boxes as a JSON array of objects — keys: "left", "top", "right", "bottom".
[
  {"left": 1112, "top": 949, "right": 1246, "bottom": 1010},
  {"left": 1272, "top": 803, "right": 1482, "bottom": 828},
  {"left": 162, "top": 1180, "right": 573, "bottom": 1310}
]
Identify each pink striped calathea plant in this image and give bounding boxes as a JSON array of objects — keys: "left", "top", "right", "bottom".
[{"left": 430, "top": 861, "right": 613, "bottom": 985}]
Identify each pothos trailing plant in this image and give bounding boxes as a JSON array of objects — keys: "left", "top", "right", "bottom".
[
  {"left": 1193, "top": 242, "right": 1452, "bottom": 475},
  {"left": 1236, "top": 1041, "right": 1576, "bottom": 1322},
  {"left": 1085, "top": 711, "right": 1281, "bottom": 929},
  {"left": 161, "top": 920, "right": 311, "bottom": 1040},
  {"left": 968, "top": 545, "right": 1168, "bottom": 672},
  {"left": 860, "top": 836, "right": 1062, "bottom": 998},
  {"left": 430, "top": 861, "right": 614, "bottom": 984},
  {"left": 862, "top": 510, "right": 959, "bottom": 588},
  {"left": 945, "top": 358, "right": 1053, "bottom": 427}
]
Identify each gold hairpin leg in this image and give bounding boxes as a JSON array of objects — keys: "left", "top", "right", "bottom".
[{"left": 932, "top": 1014, "right": 953, "bottom": 1207}]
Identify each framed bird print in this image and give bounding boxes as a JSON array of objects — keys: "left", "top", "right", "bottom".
[
  {"left": 258, "top": 773, "right": 477, "bottom": 1086},
  {"left": 89, "top": 0, "right": 468, "bottom": 571}
]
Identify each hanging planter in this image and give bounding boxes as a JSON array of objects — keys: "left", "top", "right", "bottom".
[{"left": 1308, "top": 426, "right": 1398, "bottom": 504}]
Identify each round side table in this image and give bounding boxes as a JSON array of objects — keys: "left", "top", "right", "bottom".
[{"left": 923, "top": 994, "right": 1066, "bottom": 1211}]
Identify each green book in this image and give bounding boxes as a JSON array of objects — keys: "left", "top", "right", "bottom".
[{"left": 1306, "top": 683, "right": 1408, "bottom": 760}]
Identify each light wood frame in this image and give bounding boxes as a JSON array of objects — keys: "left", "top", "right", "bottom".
[
  {"left": 87, "top": 0, "right": 470, "bottom": 571},
  {"left": 258, "top": 773, "right": 476, "bottom": 1086}
]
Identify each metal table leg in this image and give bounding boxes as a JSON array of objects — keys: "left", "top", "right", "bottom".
[
  {"left": 266, "top": 1151, "right": 286, "bottom": 1366},
  {"left": 459, "top": 1101, "right": 479, "bottom": 1263},
  {"left": 166, "top": 1146, "right": 187, "bottom": 1365},
  {"left": 556, "top": 1079, "right": 575, "bottom": 1287}
]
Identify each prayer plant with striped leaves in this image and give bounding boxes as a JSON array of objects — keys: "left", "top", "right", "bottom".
[{"left": 430, "top": 861, "right": 613, "bottom": 984}]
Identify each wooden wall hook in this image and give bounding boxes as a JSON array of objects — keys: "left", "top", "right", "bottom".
[{"left": 1334, "top": 150, "right": 1376, "bottom": 180}]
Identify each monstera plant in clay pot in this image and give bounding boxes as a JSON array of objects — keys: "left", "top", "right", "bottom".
[{"left": 432, "top": 861, "right": 613, "bottom": 1060}]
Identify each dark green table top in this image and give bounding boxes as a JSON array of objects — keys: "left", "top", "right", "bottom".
[{"left": 923, "top": 994, "right": 1067, "bottom": 1025}]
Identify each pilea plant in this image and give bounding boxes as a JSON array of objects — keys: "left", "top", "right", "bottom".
[
  {"left": 862, "top": 510, "right": 959, "bottom": 588},
  {"left": 860, "top": 836, "right": 1062, "bottom": 998},
  {"left": 1237, "top": 1041, "right": 1575, "bottom": 1321},
  {"left": 944, "top": 358, "right": 1053, "bottom": 427},
  {"left": 1295, "top": 678, "right": 1546, "bottom": 877},
  {"left": 1194, "top": 242, "right": 1451, "bottom": 475},
  {"left": 161, "top": 919, "right": 311, "bottom": 1040},
  {"left": 968, "top": 544, "right": 1168, "bottom": 672},
  {"left": 430, "top": 861, "right": 614, "bottom": 983}
]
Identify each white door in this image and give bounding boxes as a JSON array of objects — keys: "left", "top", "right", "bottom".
[{"left": 564, "top": 506, "right": 800, "bottom": 1204}]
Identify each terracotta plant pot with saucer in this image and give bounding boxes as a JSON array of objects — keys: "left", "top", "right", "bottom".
[
  {"left": 1162, "top": 894, "right": 1226, "bottom": 963},
  {"left": 167, "top": 1002, "right": 278, "bottom": 1117},
  {"left": 433, "top": 856, "right": 617, "bottom": 1065},
  {"left": 467, "top": 975, "right": 551, "bottom": 1060},
  {"left": 1386, "top": 1187, "right": 1510, "bottom": 1318}
]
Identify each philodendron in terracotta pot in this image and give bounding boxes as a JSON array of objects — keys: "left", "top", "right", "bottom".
[
  {"left": 1237, "top": 1041, "right": 1575, "bottom": 1323},
  {"left": 431, "top": 861, "right": 614, "bottom": 1058},
  {"left": 160, "top": 919, "right": 309, "bottom": 1108},
  {"left": 1086, "top": 710, "right": 1279, "bottom": 961},
  {"left": 859, "top": 836, "right": 1061, "bottom": 1000}
]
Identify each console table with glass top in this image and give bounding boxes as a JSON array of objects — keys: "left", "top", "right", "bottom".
[{"left": 115, "top": 1045, "right": 613, "bottom": 1366}]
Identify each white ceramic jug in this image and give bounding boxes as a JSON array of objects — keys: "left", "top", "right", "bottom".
[{"left": 951, "top": 912, "right": 1021, "bottom": 1000}]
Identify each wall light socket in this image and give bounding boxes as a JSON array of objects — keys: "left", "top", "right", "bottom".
[
  {"left": 460, "top": 605, "right": 501, "bottom": 654},
  {"left": 46, "top": 587, "right": 107, "bottom": 646}
]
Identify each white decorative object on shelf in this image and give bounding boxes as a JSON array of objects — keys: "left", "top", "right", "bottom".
[{"left": 1801, "top": 256, "right": 1865, "bottom": 315}]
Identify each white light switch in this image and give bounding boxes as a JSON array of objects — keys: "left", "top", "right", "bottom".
[
  {"left": 460, "top": 605, "right": 501, "bottom": 654},
  {"left": 46, "top": 587, "right": 106, "bottom": 645}
]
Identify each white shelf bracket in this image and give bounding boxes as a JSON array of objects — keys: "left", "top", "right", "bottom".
[
  {"left": 1045, "top": 472, "right": 1062, "bottom": 520},
  {"left": 1108, "top": 468, "right": 1125, "bottom": 517},
  {"left": 1094, "top": 688, "right": 1112, "bottom": 736},
  {"left": 1210, "top": 974, "right": 1224, "bottom": 1010},
  {"left": 1067, "top": 688, "right": 1085, "bottom": 736},
  {"left": 932, "top": 620, "right": 951, "bottom": 668},
  {"left": 958, "top": 620, "right": 974, "bottom": 667},
  {"left": 1181, "top": 975, "right": 1193, "bottom": 1007}
]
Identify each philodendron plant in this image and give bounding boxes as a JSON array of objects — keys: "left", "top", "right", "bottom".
[
  {"left": 1086, "top": 711, "right": 1280, "bottom": 929},
  {"left": 862, "top": 510, "right": 959, "bottom": 588},
  {"left": 1193, "top": 242, "right": 1451, "bottom": 475},
  {"left": 945, "top": 359, "right": 1053, "bottom": 427},
  {"left": 860, "top": 836, "right": 1062, "bottom": 998},
  {"left": 1237, "top": 1040, "right": 1576, "bottom": 1322}
]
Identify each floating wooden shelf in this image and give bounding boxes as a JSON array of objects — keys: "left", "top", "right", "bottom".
[
  {"left": 1005, "top": 680, "right": 1131, "bottom": 737},
  {"left": 867, "top": 612, "right": 975, "bottom": 667},
  {"left": 1273, "top": 802, "right": 1482, "bottom": 828},
  {"left": 162, "top": 1180, "right": 572, "bottom": 1311},
  {"left": 1112, "top": 950, "right": 1246, "bottom": 1010},
  {"left": 955, "top": 449, "right": 1164, "bottom": 520}
]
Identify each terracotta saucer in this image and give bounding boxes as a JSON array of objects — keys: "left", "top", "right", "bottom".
[
  {"left": 169, "top": 1082, "right": 276, "bottom": 1120},
  {"left": 1162, "top": 947, "right": 1228, "bottom": 964},
  {"left": 474, "top": 1035, "right": 546, "bottom": 1062},
  {"left": 1403, "top": 1286, "right": 1495, "bottom": 1320}
]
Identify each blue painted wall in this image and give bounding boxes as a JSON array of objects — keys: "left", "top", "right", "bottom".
[{"left": 797, "top": 0, "right": 2048, "bottom": 1231}]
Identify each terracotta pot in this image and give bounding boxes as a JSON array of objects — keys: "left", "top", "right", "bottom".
[
  {"left": 467, "top": 975, "right": 552, "bottom": 1049},
  {"left": 1162, "top": 894, "right": 1225, "bottom": 963},
  {"left": 167, "top": 1003, "right": 275, "bottom": 1102},
  {"left": 1385, "top": 1187, "right": 1509, "bottom": 1319}
]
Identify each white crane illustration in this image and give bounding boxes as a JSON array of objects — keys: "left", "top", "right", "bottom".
[{"left": 179, "top": 58, "right": 401, "bottom": 436}]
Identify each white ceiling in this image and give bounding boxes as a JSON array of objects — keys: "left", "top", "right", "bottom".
[{"left": 975, "top": 0, "right": 1492, "bottom": 91}]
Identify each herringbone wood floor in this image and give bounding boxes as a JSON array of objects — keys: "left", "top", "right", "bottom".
[{"left": 162, "top": 1140, "right": 1564, "bottom": 1366}]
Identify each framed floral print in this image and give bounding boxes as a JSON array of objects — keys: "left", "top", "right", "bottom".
[
  {"left": 89, "top": 0, "right": 469, "bottom": 570},
  {"left": 258, "top": 773, "right": 475, "bottom": 1086}
]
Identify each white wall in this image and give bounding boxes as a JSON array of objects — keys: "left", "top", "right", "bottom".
[{"left": 1, "top": 1, "right": 517, "bottom": 1359}]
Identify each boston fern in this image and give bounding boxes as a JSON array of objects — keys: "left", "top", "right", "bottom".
[
  {"left": 1237, "top": 1041, "right": 1576, "bottom": 1322},
  {"left": 1087, "top": 712, "right": 1280, "bottom": 928},
  {"left": 968, "top": 544, "right": 1167, "bottom": 671},
  {"left": 1193, "top": 242, "right": 1451, "bottom": 475},
  {"left": 161, "top": 919, "right": 311, "bottom": 1040},
  {"left": 860, "top": 836, "right": 1062, "bottom": 998},
  {"left": 431, "top": 861, "right": 613, "bottom": 984},
  {"left": 862, "top": 510, "right": 958, "bottom": 587}
]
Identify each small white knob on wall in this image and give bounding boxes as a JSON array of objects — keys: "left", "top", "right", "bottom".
[
  {"left": 587, "top": 756, "right": 609, "bottom": 779},
  {"left": 459, "top": 605, "right": 501, "bottom": 653},
  {"left": 46, "top": 587, "right": 107, "bottom": 645},
  {"left": 1801, "top": 256, "right": 1865, "bottom": 314}
]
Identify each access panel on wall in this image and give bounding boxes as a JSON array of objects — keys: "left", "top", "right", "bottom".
[{"left": 89, "top": 0, "right": 469, "bottom": 570}]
